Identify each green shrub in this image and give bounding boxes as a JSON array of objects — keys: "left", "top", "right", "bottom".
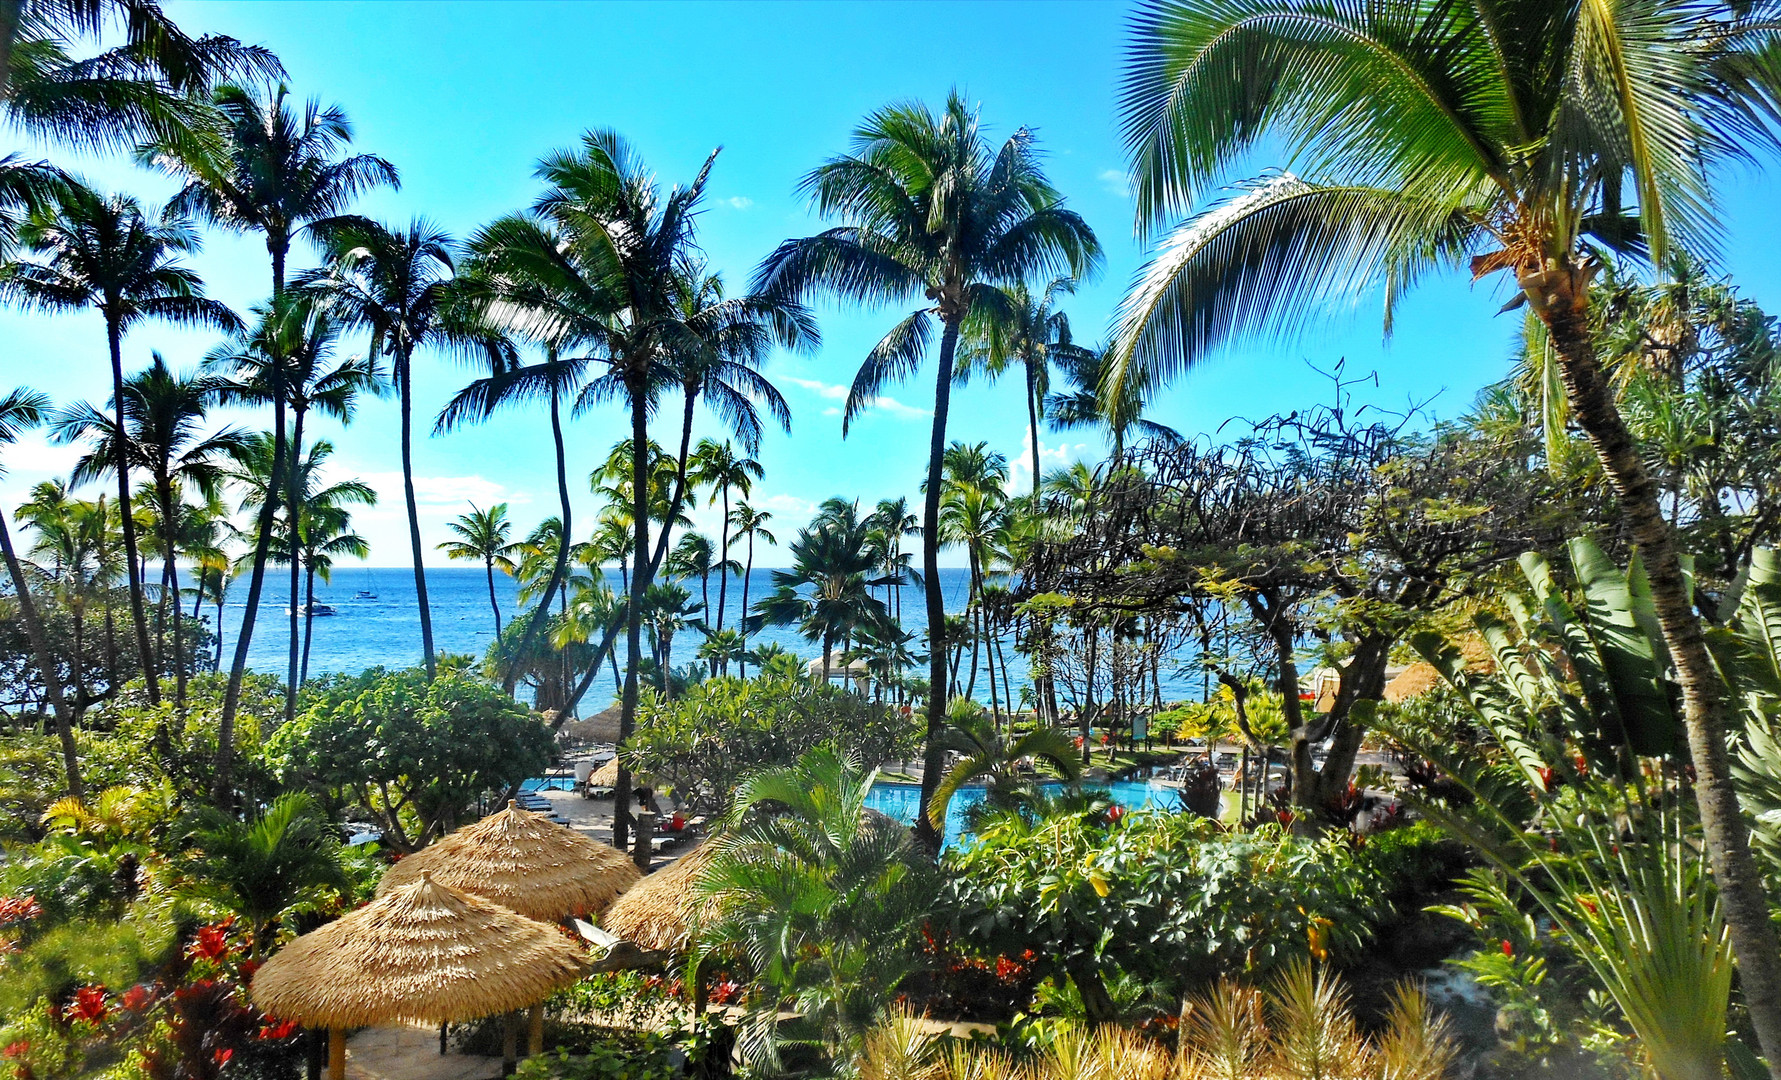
[{"left": 512, "top": 1033, "right": 684, "bottom": 1080}]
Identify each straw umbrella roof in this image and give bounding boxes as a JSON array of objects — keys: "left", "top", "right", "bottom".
[
  {"left": 600, "top": 842, "right": 719, "bottom": 954},
  {"left": 377, "top": 802, "right": 640, "bottom": 921},
  {"left": 590, "top": 757, "right": 619, "bottom": 788},
  {"left": 251, "top": 874, "right": 586, "bottom": 1028}
]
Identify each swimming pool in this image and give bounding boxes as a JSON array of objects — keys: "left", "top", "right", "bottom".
[{"left": 865, "top": 778, "right": 1185, "bottom": 848}]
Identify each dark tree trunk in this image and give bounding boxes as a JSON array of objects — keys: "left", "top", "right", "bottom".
[
  {"left": 504, "top": 376, "right": 570, "bottom": 695},
  {"left": 397, "top": 352, "right": 437, "bottom": 679},
  {"left": 616, "top": 382, "right": 652, "bottom": 852},
  {"left": 739, "top": 536, "right": 754, "bottom": 678},
  {"left": 0, "top": 510, "right": 81, "bottom": 795},
  {"left": 218, "top": 384, "right": 285, "bottom": 800},
  {"left": 717, "top": 489, "right": 731, "bottom": 632},
  {"left": 1523, "top": 257, "right": 1781, "bottom": 1072},
  {"left": 106, "top": 316, "right": 159, "bottom": 703},
  {"left": 301, "top": 561, "right": 317, "bottom": 685},
  {"left": 286, "top": 406, "right": 307, "bottom": 724},
  {"left": 157, "top": 476, "right": 187, "bottom": 709},
  {"left": 1027, "top": 360, "right": 1042, "bottom": 500},
  {"left": 915, "top": 318, "right": 962, "bottom": 855},
  {"left": 485, "top": 557, "right": 502, "bottom": 637}
]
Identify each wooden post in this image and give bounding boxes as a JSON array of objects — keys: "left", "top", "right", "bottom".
[
  {"left": 632, "top": 810, "right": 655, "bottom": 872},
  {"left": 439, "top": 1022, "right": 448, "bottom": 1055},
  {"left": 527, "top": 1004, "right": 545, "bottom": 1055},
  {"left": 502, "top": 1011, "right": 518, "bottom": 1075},
  {"left": 328, "top": 1028, "right": 346, "bottom": 1080},
  {"left": 305, "top": 1028, "right": 324, "bottom": 1080}
]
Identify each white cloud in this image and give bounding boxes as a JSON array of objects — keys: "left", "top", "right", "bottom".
[
  {"left": 786, "top": 377, "right": 929, "bottom": 420},
  {"left": 1008, "top": 427, "right": 1093, "bottom": 490},
  {"left": 348, "top": 470, "right": 533, "bottom": 510},
  {"left": 726, "top": 196, "right": 754, "bottom": 210},
  {"left": 1099, "top": 169, "right": 1131, "bottom": 198}
]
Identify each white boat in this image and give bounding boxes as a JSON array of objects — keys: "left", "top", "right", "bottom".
[{"left": 287, "top": 602, "right": 337, "bottom": 617}]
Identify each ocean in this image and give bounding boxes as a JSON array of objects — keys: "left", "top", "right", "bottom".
[{"left": 214, "top": 565, "right": 1207, "bottom": 712}]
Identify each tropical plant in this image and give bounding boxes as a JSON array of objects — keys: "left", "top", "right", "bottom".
[
  {"left": 691, "top": 746, "right": 938, "bottom": 1072},
  {"left": 958, "top": 277, "right": 1077, "bottom": 498},
  {"left": 728, "top": 500, "right": 775, "bottom": 673},
  {"left": 0, "top": 386, "right": 81, "bottom": 794},
  {"left": 1114, "top": 4, "right": 1781, "bottom": 1046},
  {"left": 926, "top": 699, "right": 1081, "bottom": 832},
  {"left": 52, "top": 354, "right": 241, "bottom": 709},
  {"left": 4, "top": 182, "right": 240, "bottom": 706},
  {"left": 756, "top": 501, "right": 893, "bottom": 680},
  {"left": 439, "top": 502, "right": 520, "bottom": 638},
  {"left": 176, "top": 792, "right": 348, "bottom": 958},
  {"left": 754, "top": 91, "right": 1101, "bottom": 849},
  {"left": 1045, "top": 340, "right": 1181, "bottom": 459},
  {"left": 690, "top": 438, "right": 764, "bottom": 633}
]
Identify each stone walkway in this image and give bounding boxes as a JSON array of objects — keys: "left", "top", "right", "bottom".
[{"left": 345, "top": 1023, "right": 502, "bottom": 1080}]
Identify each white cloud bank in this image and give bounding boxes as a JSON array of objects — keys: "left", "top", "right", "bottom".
[{"left": 785, "top": 377, "right": 929, "bottom": 421}]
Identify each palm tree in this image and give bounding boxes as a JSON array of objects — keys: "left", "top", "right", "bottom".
[
  {"left": 143, "top": 82, "right": 397, "bottom": 298},
  {"left": 728, "top": 500, "right": 774, "bottom": 675},
  {"left": 926, "top": 701, "right": 1081, "bottom": 831},
  {"left": 690, "top": 438, "right": 764, "bottom": 633},
  {"left": 958, "top": 278, "right": 1076, "bottom": 498},
  {"left": 667, "top": 531, "right": 716, "bottom": 630},
  {"left": 757, "top": 504, "right": 893, "bottom": 682},
  {"left": 1045, "top": 341, "right": 1181, "bottom": 459},
  {"left": 695, "top": 626, "right": 747, "bottom": 678},
  {"left": 1114, "top": 1, "right": 1781, "bottom": 1052},
  {"left": 753, "top": 93, "right": 1101, "bottom": 850},
  {"left": 0, "top": 387, "right": 81, "bottom": 794},
  {"left": 4, "top": 183, "right": 240, "bottom": 705},
  {"left": 292, "top": 501, "right": 368, "bottom": 685},
  {"left": 306, "top": 217, "right": 500, "bottom": 682},
  {"left": 640, "top": 580, "right": 702, "bottom": 696},
  {"left": 867, "top": 497, "right": 920, "bottom": 627},
  {"left": 438, "top": 502, "right": 519, "bottom": 638},
  {"left": 52, "top": 354, "right": 242, "bottom": 708},
  {"left": 177, "top": 792, "right": 348, "bottom": 959}
]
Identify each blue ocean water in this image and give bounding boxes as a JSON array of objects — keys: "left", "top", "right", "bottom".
[{"left": 212, "top": 565, "right": 1208, "bottom": 712}]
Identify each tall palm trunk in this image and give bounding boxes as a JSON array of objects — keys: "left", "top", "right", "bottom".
[
  {"left": 616, "top": 381, "right": 651, "bottom": 852},
  {"left": 300, "top": 560, "right": 317, "bottom": 684},
  {"left": 213, "top": 585, "right": 225, "bottom": 671},
  {"left": 739, "top": 534, "right": 755, "bottom": 678},
  {"left": 105, "top": 316, "right": 159, "bottom": 702},
  {"left": 0, "top": 510, "right": 81, "bottom": 795},
  {"left": 505, "top": 378, "right": 570, "bottom": 695},
  {"left": 1525, "top": 258, "right": 1781, "bottom": 1066},
  {"left": 156, "top": 476, "right": 186, "bottom": 708},
  {"left": 484, "top": 554, "right": 502, "bottom": 636},
  {"left": 397, "top": 350, "right": 437, "bottom": 679},
  {"left": 218, "top": 395, "right": 284, "bottom": 800},
  {"left": 965, "top": 550, "right": 982, "bottom": 698},
  {"left": 1026, "top": 360, "right": 1042, "bottom": 500},
  {"left": 915, "top": 318, "right": 961, "bottom": 854},
  {"left": 717, "top": 488, "right": 731, "bottom": 632},
  {"left": 285, "top": 406, "right": 307, "bottom": 722}
]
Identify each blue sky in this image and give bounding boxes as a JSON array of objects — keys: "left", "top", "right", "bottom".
[{"left": 7, "top": 0, "right": 1781, "bottom": 567}]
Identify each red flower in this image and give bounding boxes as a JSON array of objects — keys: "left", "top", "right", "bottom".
[
  {"left": 1020, "top": 949, "right": 1036, "bottom": 962},
  {"left": 1537, "top": 767, "right": 1555, "bottom": 790},
  {"left": 187, "top": 924, "right": 232, "bottom": 962},
  {"left": 258, "top": 1018, "right": 300, "bottom": 1041},
  {"left": 65, "top": 985, "right": 108, "bottom": 1023},
  {"left": 212, "top": 1048, "right": 233, "bottom": 1066},
  {"left": 1106, "top": 805, "right": 1125, "bottom": 823},
  {"left": 121, "top": 986, "right": 151, "bottom": 1012},
  {"left": 236, "top": 959, "right": 261, "bottom": 980},
  {"left": 0, "top": 897, "right": 42, "bottom": 926},
  {"left": 1573, "top": 754, "right": 1590, "bottom": 777},
  {"left": 710, "top": 980, "right": 742, "bottom": 1006},
  {"left": 1578, "top": 897, "right": 1599, "bottom": 915},
  {"left": 1500, "top": 939, "right": 1514, "bottom": 957},
  {"left": 2, "top": 1041, "right": 28, "bottom": 1059},
  {"left": 994, "top": 956, "right": 1023, "bottom": 980},
  {"left": 1549, "top": 835, "right": 1560, "bottom": 852}
]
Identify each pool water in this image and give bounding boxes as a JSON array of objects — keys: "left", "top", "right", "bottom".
[{"left": 865, "top": 779, "right": 1184, "bottom": 848}]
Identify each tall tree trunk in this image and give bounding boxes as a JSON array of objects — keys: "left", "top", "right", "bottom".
[
  {"left": 106, "top": 317, "right": 158, "bottom": 703},
  {"left": 648, "top": 388, "right": 698, "bottom": 574},
  {"left": 158, "top": 477, "right": 186, "bottom": 709},
  {"left": 717, "top": 489, "right": 730, "bottom": 632},
  {"left": 1525, "top": 258, "right": 1781, "bottom": 1073},
  {"left": 218, "top": 395, "right": 285, "bottom": 799},
  {"left": 965, "top": 552, "right": 981, "bottom": 698},
  {"left": 397, "top": 351, "right": 436, "bottom": 679},
  {"left": 915, "top": 318, "right": 961, "bottom": 855},
  {"left": 0, "top": 510, "right": 81, "bottom": 795},
  {"left": 213, "top": 585, "right": 225, "bottom": 671},
  {"left": 616, "top": 382, "right": 651, "bottom": 852},
  {"left": 485, "top": 556, "right": 502, "bottom": 637},
  {"left": 301, "top": 561, "right": 316, "bottom": 685},
  {"left": 739, "top": 535, "right": 754, "bottom": 678},
  {"left": 504, "top": 375, "right": 569, "bottom": 695},
  {"left": 1026, "top": 360, "right": 1042, "bottom": 500},
  {"left": 285, "top": 406, "right": 307, "bottom": 724}
]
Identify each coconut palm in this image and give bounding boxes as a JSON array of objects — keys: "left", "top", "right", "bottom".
[
  {"left": 690, "top": 438, "right": 764, "bottom": 633},
  {"left": 439, "top": 503, "right": 519, "bottom": 638},
  {"left": 867, "top": 497, "right": 920, "bottom": 627},
  {"left": 667, "top": 531, "right": 716, "bottom": 628},
  {"left": 52, "top": 353, "right": 242, "bottom": 708},
  {"left": 4, "top": 183, "right": 240, "bottom": 705},
  {"left": 305, "top": 217, "right": 502, "bottom": 682},
  {"left": 756, "top": 503, "right": 893, "bottom": 682},
  {"left": 1114, "top": 0, "right": 1781, "bottom": 1050},
  {"left": 0, "top": 387, "right": 81, "bottom": 794},
  {"left": 958, "top": 277, "right": 1077, "bottom": 498},
  {"left": 728, "top": 500, "right": 775, "bottom": 675},
  {"left": 754, "top": 92, "right": 1101, "bottom": 850},
  {"left": 640, "top": 581, "right": 702, "bottom": 697},
  {"left": 926, "top": 701, "right": 1081, "bottom": 831},
  {"left": 1045, "top": 340, "right": 1181, "bottom": 459},
  {"left": 291, "top": 501, "right": 367, "bottom": 685}
]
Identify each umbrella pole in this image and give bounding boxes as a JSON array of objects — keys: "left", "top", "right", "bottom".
[
  {"left": 502, "top": 1011, "right": 518, "bottom": 1074},
  {"left": 328, "top": 1028, "right": 345, "bottom": 1080},
  {"left": 439, "top": 1022, "right": 448, "bottom": 1055},
  {"left": 528, "top": 1004, "right": 544, "bottom": 1055}
]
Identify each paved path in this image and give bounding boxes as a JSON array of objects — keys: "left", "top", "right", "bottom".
[{"left": 346, "top": 1024, "right": 502, "bottom": 1080}]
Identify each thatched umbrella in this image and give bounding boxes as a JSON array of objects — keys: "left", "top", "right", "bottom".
[
  {"left": 377, "top": 801, "right": 640, "bottom": 921},
  {"left": 589, "top": 756, "right": 620, "bottom": 789},
  {"left": 599, "top": 842, "right": 719, "bottom": 954},
  {"left": 251, "top": 873, "right": 586, "bottom": 1080}
]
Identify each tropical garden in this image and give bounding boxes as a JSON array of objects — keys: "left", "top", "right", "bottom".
[{"left": 6, "top": 1, "right": 1781, "bottom": 1079}]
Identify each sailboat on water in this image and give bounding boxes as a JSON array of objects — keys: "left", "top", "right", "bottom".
[{"left": 356, "top": 566, "right": 378, "bottom": 600}]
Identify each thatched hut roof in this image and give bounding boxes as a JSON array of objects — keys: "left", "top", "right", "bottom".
[
  {"left": 558, "top": 705, "right": 622, "bottom": 745},
  {"left": 590, "top": 756, "right": 649, "bottom": 789},
  {"left": 377, "top": 802, "right": 639, "bottom": 921},
  {"left": 599, "top": 842, "right": 718, "bottom": 954},
  {"left": 251, "top": 874, "right": 586, "bottom": 1028}
]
